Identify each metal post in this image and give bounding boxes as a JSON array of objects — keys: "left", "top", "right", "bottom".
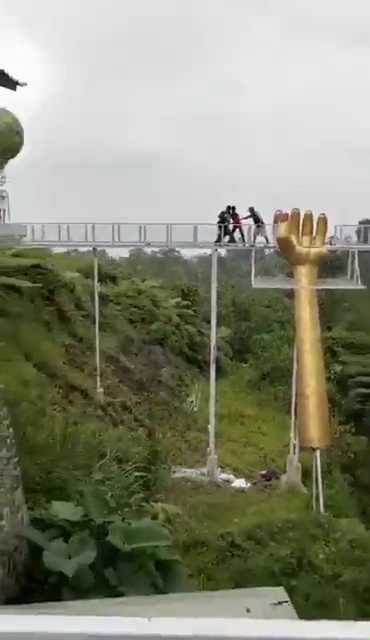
[
  {"left": 251, "top": 248, "right": 256, "bottom": 286},
  {"left": 312, "top": 450, "right": 316, "bottom": 512},
  {"left": 354, "top": 250, "right": 361, "bottom": 285},
  {"left": 312, "top": 449, "right": 324, "bottom": 514},
  {"left": 290, "top": 343, "right": 298, "bottom": 457},
  {"left": 314, "top": 449, "right": 325, "bottom": 514},
  {"left": 207, "top": 247, "right": 219, "bottom": 481},
  {"left": 0, "top": 171, "right": 9, "bottom": 223},
  {"left": 93, "top": 247, "right": 104, "bottom": 403},
  {"left": 347, "top": 250, "right": 352, "bottom": 280},
  {"left": 281, "top": 342, "right": 305, "bottom": 491}
]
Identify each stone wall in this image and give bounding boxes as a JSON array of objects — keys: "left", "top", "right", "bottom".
[{"left": 0, "top": 391, "right": 28, "bottom": 602}]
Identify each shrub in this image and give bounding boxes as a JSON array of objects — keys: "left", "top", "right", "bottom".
[
  {"left": 180, "top": 510, "right": 370, "bottom": 620},
  {"left": 16, "top": 488, "right": 185, "bottom": 602}
]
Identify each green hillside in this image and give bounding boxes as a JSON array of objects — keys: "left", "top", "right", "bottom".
[{"left": 1, "top": 245, "right": 370, "bottom": 618}]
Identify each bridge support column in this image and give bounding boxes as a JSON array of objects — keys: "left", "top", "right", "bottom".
[
  {"left": 93, "top": 247, "right": 104, "bottom": 402},
  {"left": 206, "top": 450, "right": 219, "bottom": 482},
  {"left": 280, "top": 453, "right": 306, "bottom": 492},
  {"left": 207, "top": 249, "right": 219, "bottom": 481}
]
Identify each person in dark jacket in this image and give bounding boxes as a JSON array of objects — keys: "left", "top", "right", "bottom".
[
  {"left": 215, "top": 205, "right": 231, "bottom": 244},
  {"left": 228, "top": 206, "right": 246, "bottom": 244},
  {"left": 260, "top": 468, "right": 280, "bottom": 482},
  {"left": 243, "top": 206, "right": 269, "bottom": 245}
]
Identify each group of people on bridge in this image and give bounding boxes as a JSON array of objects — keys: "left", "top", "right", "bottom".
[{"left": 215, "top": 205, "right": 269, "bottom": 246}]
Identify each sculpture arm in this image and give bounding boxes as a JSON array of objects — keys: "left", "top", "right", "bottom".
[{"left": 294, "top": 266, "right": 330, "bottom": 448}]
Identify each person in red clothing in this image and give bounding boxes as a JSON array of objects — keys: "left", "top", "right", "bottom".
[{"left": 228, "top": 206, "right": 246, "bottom": 244}]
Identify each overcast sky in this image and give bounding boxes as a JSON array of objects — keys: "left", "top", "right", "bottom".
[{"left": 1, "top": 0, "right": 370, "bottom": 232}]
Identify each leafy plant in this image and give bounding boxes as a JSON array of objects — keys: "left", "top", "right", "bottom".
[{"left": 17, "top": 489, "right": 185, "bottom": 602}]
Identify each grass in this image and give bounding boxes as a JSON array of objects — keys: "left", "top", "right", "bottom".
[
  {"left": 163, "top": 362, "right": 309, "bottom": 543},
  {"left": 2, "top": 246, "right": 370, "bottom": 621},
  {"left": 166, "top": 480, "right": 309, "bottom": 537},
  {"left": 167, "top": 364, "right": 289, "bottom": 476},
  {"left": 0, "top": 249, "right": 327, "bottom": 521},
  {"left": 165, "top": 365, "right": 358, "bottom": 545},
  {"left": 3, "top": 248, "right": 370, "bottom": 619},
  {"left": 0, "top": 251, "right": 192, "bottom": 508},
  {"left": 163, "top": 370, "right": 367, "bottom": 621},
  {"left": 211, "top": 367, "right": 289, "bottom": 475},
  {"left": 0, "top": 248, "right": 303, "bottom": 543}
]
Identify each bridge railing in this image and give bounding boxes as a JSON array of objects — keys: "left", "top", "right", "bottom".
[
  {"left": 334, "top": 224, "right": 370, "bottom": 245},
  {"left": 0, "top": 222, "right": 259, "bottom": 247},
  {"left": 18, "top": 223, "right": 212, "bottom": 246},
  {"left": 25, "top": 222, "right": 217, "bottom": 245},
  {"left": 0, "top": 222, "right": 370, "bottom": 248}
]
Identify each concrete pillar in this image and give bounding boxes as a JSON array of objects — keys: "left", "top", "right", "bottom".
[{"left": 280, "top": 453, "right": 307, "bottom": 493}]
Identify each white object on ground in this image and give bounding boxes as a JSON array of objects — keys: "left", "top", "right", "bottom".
[
  {"left": 171, "top": 467, "right": 252, "bottom": 490},
  {"left": 231, "top": 478, "right": 252, "bottom": 490},
  {"left": 218, "top": 472, "right": 237, "bottom": 484}
]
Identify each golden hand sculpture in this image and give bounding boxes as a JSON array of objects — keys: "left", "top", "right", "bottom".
[
  {"left": 273, "top": 207, "right": 328, "bottom": 269},
  {"left": 273, "top": 209, "right": 330, "bottom": 449}
]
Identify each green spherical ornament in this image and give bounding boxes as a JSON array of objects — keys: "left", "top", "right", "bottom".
[{"left": 0, "top": 108, "right": 24, "bottom": 169}]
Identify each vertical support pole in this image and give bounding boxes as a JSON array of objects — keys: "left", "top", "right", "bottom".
[
  {"left": 347, "top": 250, "right": 352, "bottom": 280},
  {"left": 247, "top": 224, "right": 252, "bottom": 246},
  {"left": 207, "top": 247, "right": 219, "bottom": 481},
  {"left": 289, "top": 343, "right": 297, "bottom": 457},
  {"left": 251, "top": 248, "right": 256, "bottom": 286},
  {"left": 281, "top": 343, "right": 305, "bottom": 492},
  {"left": 0, "top": 170, "right": 8, "bottom": 224},
  {"left": 93, "top": 247, "right": 104, "bottom": 403},
  {"left": 312, "top": 449, "right": 317, "bottom": 512},
  {"left": 314, "top": 449, "right": 325, "bottom": 514},
  {"left": 354, "top": 250, "right": 361, "bottom": 286}
]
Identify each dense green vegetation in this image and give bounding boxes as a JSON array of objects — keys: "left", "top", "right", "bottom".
[{"left": 1, "top": 240, "right": 370, "bottom": 618}]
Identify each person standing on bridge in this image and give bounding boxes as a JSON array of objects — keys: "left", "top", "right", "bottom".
[
  {"left": 228, "top": 206, "right": 246, "bottom": 244},
  {"left": 215, "top": 205, "right": 231, "bottom": 244},
  {"left": 243, "top": 206, "right": 269, "bottom": 245}
]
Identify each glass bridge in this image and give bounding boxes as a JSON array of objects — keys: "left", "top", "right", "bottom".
[{"left": 0, "top": 222, "right": 368, "bottom": 249}]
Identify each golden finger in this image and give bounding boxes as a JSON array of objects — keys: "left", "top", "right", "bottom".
[
  {"left": 273, "top": 209, "right": 282, "bottom": 220},
  {"left": 276, "top": 210, "right": 298, "bottom": 259},
  {"left": 273, "top": 210, "right": 289, "bottom": 224},
  {"left": 288, "top": 208, "right": 301, "bottom": 243},
  {"left": 313, "top": 213, "right": 328, "bottom": 247},
  {"left": 301, "top": 210, "right": 314, "bottom": 247},
  {"left": 273, "top": 210, "right": 282, "bottom": 241},
  {"left": 273, "top": 210, "right": 283, "bottom": 227},
  {"left": 274, "top": 211, "right": 290, "bottom": 240}
]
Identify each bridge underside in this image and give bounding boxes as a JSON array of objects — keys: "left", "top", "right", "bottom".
[{"left": 253, "top": 275, "right": 365, "bottom": 290}]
